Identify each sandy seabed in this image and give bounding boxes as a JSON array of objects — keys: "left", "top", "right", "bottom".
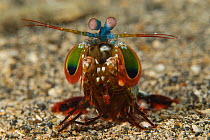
[{"left": 0, "top": 0, "right": 209, "bottom": 139}]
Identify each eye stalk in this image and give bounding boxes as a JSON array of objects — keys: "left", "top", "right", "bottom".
[
  {"left": 88, "top": 18, "right": 101, "bottom": 30},
  {"left": 104, "top": 17, "right": 117, "bottom": 30}
]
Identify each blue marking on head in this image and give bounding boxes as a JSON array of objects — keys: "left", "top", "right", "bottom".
[
  {"left": 86, "top": 17, "right": 117, "bottom": 42},
  {"left": 99, "top": 27, "right": 112, "bottom": 42}
]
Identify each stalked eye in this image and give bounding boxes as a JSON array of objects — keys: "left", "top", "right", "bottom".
[
  {"left": 105, "top": 17, "right": 117, "bottom": 30},
  {"left": 88, "top": 18, "right": 101, "bottom": 30}
]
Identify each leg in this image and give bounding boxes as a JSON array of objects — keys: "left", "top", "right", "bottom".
[
  {"left": 58, "top": 100, "right": 90, "bottom": 132},
  {"left": 58, "top": 112, "right": 83, "bottom": 132},
  {"left": 134, "top": 103, "right": 156, "bottom": 127},
  {"left": 74, "top": 115, "right": 101, "bottom": 125},
  {"left": 121, "top": 113, "right": 146, "bottom": 130}
]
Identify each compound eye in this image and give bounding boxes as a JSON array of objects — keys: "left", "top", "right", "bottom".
[
  {"left": 105, "top": 17, "right": 117, "bottom": 29},
  {"left": 88, "top": 18, "right": 101, "bottom": 30}
]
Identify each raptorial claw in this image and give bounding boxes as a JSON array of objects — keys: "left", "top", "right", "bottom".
[
  {"left": 146, "top": 94, "right": 179, "bottom": 109},
  {"left": 52, "top": 96, "right": 85, "bottom": 116},
  {"left": 137, "top": 91, "right": 179, "bottom": 110}
]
